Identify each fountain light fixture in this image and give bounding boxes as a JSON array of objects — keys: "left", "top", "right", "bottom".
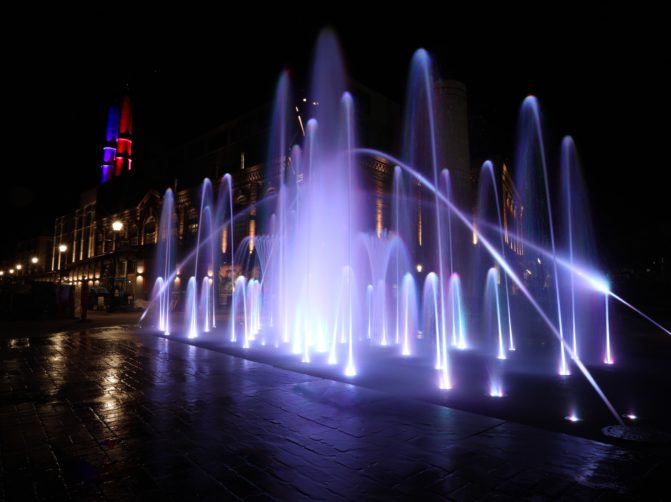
[
  {"left": 624, "top": 413, "right": 638, "bottom": 421},
  {"left": 112, "top": 220, "right": 123, "bottom": 232},
  {"left": 31, "top": 257, "right": 38, "bottom": 264},
  {"left": 58, "top": 244, "right": 67, "bottom": 253},
  {"left": 416, "top": 264, "right": 423, "bottom": 273},
  {"left": 588, "top": 276, "right": 610, "bottom": 295},
  {"left": 564, "top": 413, "right": 581, "bottom": 422}
]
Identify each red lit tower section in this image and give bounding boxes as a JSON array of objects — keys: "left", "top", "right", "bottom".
[{"left": 115, "top": 95, "right": 133, "bottom": 176}]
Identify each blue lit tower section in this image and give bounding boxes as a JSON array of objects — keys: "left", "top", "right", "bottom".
[
  {"left": 115, "top": 95, "right": 133, "bottom": 176},
  {"left": 101, "top": 105, "right": 119, "bottom": 182}
]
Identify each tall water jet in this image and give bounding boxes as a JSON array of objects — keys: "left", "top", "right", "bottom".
[
  {"left": 515, "top": 97, "right": 568, "bottom": 376},
  {"left": 447, "top": 273, "right": 467, "bottom": 350},
  {"left": 477, "top": 161, "right": 514, "bottom": 351},
  {"left": 559, "top": 137, "right": 598, "bottom": 361},
  {"left": 152, "top": 277, "right": 166, "bottom": 333},
  {"left": 604, "top": 293, "right": 614, "bottom": 365},
  {"left": 155, "top": 188, "right": 175, "bottom": 334},
  {"left": 400, "top": 273, "right": 418, "bottom": 356},
  {"left": 405, "top": 50, "right": 449, "bottom": 382},
  {"left": 423, "top": 272, "right": 450, "bottom": 388},
  {"left": 342, "top": 91, "right": 357, "bottom": 377},
  {"left": 366, "top": 283, "right": 373, "bottom": 340},
  {"left": 232, "top": 276, "right": 249, "bottom": 348},
  {"left": 200, "top": 276, "right": 211, "bottom": 333},
  {"left": 423, "top": 272, "right": 442, "bottom": 370},
  {"left": 266, "top": 71, "right": 291, "bottom": 343},
  {"left": 247, "top": 278, "right": 262, "bottom": 341},
  {"left": 486, "top": 267, "right": 506, "bottom": 360},
  {"left": 213, "top": 174, "right": 236, "bottom": 341},
  {"left": 186, "top": 277, "right": 198, "bottom": 339}
]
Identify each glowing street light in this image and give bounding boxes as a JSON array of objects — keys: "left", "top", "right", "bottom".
[
  {"left": 9, "top": 269, "right": 15, "bottom": 274},
  {"left": 112, "top": 220, "right": 123, "bottom": 232},
  {"left": 0, "top": 271, "right": 4, "bottom": 276},
  {"left": 16, "top": 264, "right": 22, "bottom": 270},
  {"left": 58, "top": 244, "right": 67, "bottom": 253},
  {"left": 31, "top": 257, "right": 38, "bottom": 264}
]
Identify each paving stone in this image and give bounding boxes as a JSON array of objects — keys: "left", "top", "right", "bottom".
[{"left": 0, "top": 326, "right": 665, "bottom": 500}]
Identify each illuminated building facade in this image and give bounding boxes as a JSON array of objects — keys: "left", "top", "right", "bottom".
[{"left": 36, "top": 81, "right": 524, "bottom": 310}]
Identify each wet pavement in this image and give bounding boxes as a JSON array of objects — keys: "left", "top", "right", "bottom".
[{"left": 1, "top": 326, "right": 668, "bottom": 500}]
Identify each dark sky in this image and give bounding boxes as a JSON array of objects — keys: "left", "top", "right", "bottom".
[{"left": 4, "top": 10, "right": 669, "bottom": 267}]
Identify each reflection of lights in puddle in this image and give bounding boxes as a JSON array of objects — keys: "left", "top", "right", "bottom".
[
  {"left": 8, "top": 338, "right": 30, "bottom": 349},
  {"left": 103, "top": 400, "right": 118, "bottom": 410}
]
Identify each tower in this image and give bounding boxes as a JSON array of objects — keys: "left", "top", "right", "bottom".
[
  {"left": 100, "top": 105, "right": 119, "bottom": 182},
  {"left": 100, "top": 93, "right": 133, "bottom": 183},
  {"left": 115, "top": 95, "right": 133, "bottom": 176}
]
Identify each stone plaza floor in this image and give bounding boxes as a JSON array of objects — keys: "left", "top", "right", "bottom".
[{"left": 0, "top": 324, "right": 668, "bottom": 500}]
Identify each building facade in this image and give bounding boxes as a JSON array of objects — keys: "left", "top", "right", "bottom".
[{"left": 7, "top": 80, "right": 525, "bottom": 312}]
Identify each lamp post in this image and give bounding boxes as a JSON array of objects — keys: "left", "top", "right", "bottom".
[
  {"left": 57, "top": 244, "right": 67, "bottom": 275},
  {"left": 111, "top": 220, "right": 124, "bottom": 311}
]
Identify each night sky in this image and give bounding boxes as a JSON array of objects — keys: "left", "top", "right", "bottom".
[{"left": 4, "top": 11, "right": 669, "bottom": 269}]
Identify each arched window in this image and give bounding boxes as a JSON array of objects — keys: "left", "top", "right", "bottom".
[
  {"left": 144, "top": 217, "right": 156, "bottom": 244},
  {"left": 129, "top": 224, "right": 139, "bottom": 246}
]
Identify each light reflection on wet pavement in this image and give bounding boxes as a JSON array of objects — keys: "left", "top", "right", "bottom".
[{"left": 0, "top": 326, "right": 667, "bottom": 500}]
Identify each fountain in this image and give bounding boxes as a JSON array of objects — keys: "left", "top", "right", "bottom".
[{"left": 141, "top": 29, "right": 671, "bottom": 434}]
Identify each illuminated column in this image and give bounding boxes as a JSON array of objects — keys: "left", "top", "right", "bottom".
[
  {"left": 101, "top": 105, "right": 119, "bottom": 182},
  {"left": 79, "top": 210, "right": 85, "bottom": 261},
  {"left": 249, "top": 182, "right": 257, "bottom": 254},
  {"left": 115, "top": 95, "right": 133, "bottom": 176},
  {"left": 87, "top": 211, "right": 95, "bottom": 257},
  {"left": 51, "top": 222, "right": 58, "bottom": 271}
]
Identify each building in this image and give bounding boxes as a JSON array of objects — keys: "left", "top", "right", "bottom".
[{"left": 15, "top": 79, "right": 524, "bottom": 313}]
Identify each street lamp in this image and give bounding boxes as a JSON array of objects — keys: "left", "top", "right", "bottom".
[
  {"left": 16, "top": 264, "right": 22, "bottom": 270},
  {"left": 31, "top": 257, "right": 38, "bottom": 264},
  {"left": 111, "top": 219, "right": 125, "bottom": 310},
  {"left": 59, "top": 244, "right": 67, "bottom": 253},
  {"left": 0, "top": 271, "right": 4, "bottom": 276},
  {"left": 9, "top": 269, "right": 14, "bottom": 274}
]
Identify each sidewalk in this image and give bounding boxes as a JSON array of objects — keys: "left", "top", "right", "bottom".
[
  {"left": 0, "top": 325, "right": 667, "bottom": 500},
  {"left": 0, "top": 311, "right": 141, "bottom": 339}
]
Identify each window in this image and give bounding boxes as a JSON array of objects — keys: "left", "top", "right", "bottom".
[{"left": 144, "top": 217, "right": 156, "bottom": 244}]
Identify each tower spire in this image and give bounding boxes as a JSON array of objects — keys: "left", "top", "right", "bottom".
[
  {"left": 100, "top": 105, "right": 119, "bottom": 182},
  {"left": 115, "top": 94, "right": 133, "bottom": 176}
]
